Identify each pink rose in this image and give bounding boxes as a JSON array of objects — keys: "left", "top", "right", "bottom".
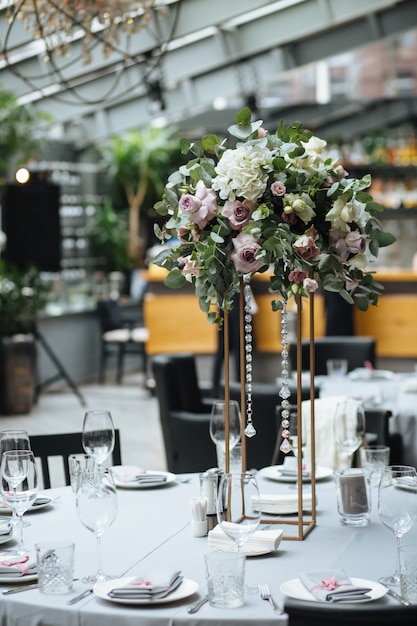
[
  {"left": 177, "top": 226, "right": 200, "bottom": 242},
  {"left": 288, "top": 269, "right": 308, "bottom": 283},
  {"left": 292, "top": 234, "right": 320, "bottom": 260},
  {"left": 271, "top": 181, "right": 286, "bottom": 197},
  {"left": 282, "top": 211, "right": 296, "bottom": 225},
  {"left": 178, "top": 181, "right": 217, "bottom": 229},
  {"left": 303, "top": 277, "right": 319, "bottom": 293},
  {"left": 346, "top": 278, "right": 360, "bottom": 292},
  {"left": 230, "top": 232, "right": 263, "bottom": 274},
  {"left": 221, "top": 199, "right": 257, "bottom": 230},
  {"left": 331, "top": 228, "right": 367, "bottom": 262}
]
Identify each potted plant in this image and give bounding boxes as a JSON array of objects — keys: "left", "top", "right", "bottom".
[{"left": 0, "top": 258, "right": 51, "bottom": 415}]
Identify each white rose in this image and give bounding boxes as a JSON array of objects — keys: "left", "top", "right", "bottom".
[{"left": 326, "top": 196, "right": 368, "bottom": 232}]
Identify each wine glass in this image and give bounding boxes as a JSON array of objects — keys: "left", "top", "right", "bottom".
[
  {"left": 333, "top": 399, "right": 366, "bottom": 468},
  {"left": 0, "top": 450, "right": 38, "bottom": 555},
  {"left": 378, "top": 465, "right": 417, "bottom": 586},
  {"left": 76, "top": 466, "right": 118, "bottom": 583},
  {"left": 0, "top": 430, "right": 31, "bottom": 529},
  {"left": 82, "top": 410, "right": 115, "bottom": 466},
  {"left": 209, "top": 401, "right": 241, "bottom": 471},
  {"left": 217, "top": 472, "right": 261, "bottom": 551}
]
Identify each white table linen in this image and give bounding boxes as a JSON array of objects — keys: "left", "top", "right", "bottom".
[{"left": 0, "top": 468, "right": 410, "bottom": 626}]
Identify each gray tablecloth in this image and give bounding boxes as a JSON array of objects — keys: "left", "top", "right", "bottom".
[{"left": 0, "top": 467, "right": 410, "bottom": 626}]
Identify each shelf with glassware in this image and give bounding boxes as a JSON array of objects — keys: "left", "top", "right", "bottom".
[{"left": 345, "top": 164, "right": 417, "bottom": 212}]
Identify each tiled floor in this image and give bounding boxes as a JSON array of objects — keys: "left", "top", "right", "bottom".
[{"left": 0, "top": 371, "right": 167, "bottom": 486}]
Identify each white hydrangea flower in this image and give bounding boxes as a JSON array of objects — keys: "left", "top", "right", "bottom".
[{"left": 213, "top": 143, "right": 274, "bottom": 202}]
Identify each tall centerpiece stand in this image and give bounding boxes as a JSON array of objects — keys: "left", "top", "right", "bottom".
[{"left": 222, "top": 280, "right": 316, "bottom": 541}]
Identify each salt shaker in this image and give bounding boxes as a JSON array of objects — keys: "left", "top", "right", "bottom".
[{"left": 199, "top": 468, "right": 224, "bottom": 532}]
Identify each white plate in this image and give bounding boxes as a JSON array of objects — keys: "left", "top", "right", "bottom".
[
  {"left": 111, "top": 466, "right": 176, "bottom": 489},
  {"left": 94, "top": 577, "right": 199, "bottom": 605},
  {"left": 261, "top": 465, "right": 333, "bottom": 483},
  {"left": 0, "top": 526, "right": 13, "bottom": 545},
  {"left": 280, "top": 577, "right": 387, "bottom": 604},
  {"left": 0, "top": 572, "right": 37, "bottom": 584},
  {"left": 0, "top": 496, "right": 53, "bottom": 515}
]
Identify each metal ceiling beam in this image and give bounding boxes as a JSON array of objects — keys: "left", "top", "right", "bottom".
[{"left": 0, "top": 0, "right": 414, "bottom": 145}]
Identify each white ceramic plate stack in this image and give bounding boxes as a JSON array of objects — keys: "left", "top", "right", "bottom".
[{"left": 251, "top": 493, "right": 313, "bottom": 515}]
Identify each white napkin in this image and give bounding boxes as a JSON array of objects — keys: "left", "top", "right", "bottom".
[
  {"left": 0, "top": 522, "right": 12, "bottom": 537},
  {"left": 112, "top": 466, "right": 167, "bottom": 485},
  {"left": 251, "top": 493, "right": 313, "bottom": 515},
  {"left": 208, "top": 524, "right": 283, "bottom": 554},
  {"left": 0, "top": 555, "right": 37, "bottom": 578},
  {"left": 131, "top": 473, "right": 167, "bottom": 485},
  {"left": 108, "top": 569, "right": 183, "bottom": 599},
  {"left": 299, "top": 569, "right": 372, "bottom": 602},
  {"left": 277, "top": 456, "right": 311, "bottom": 478}
]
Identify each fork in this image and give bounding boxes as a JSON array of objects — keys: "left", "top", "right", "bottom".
[{"left": 259, "top": 583, "right": 284, "bottom": 614}]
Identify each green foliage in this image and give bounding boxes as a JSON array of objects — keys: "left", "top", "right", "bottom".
[
  {"left": 0, "top": 262, "right": 51, "bottom": 337},
  {"left": 87, "top": 200, "right": 134, "bottom": 272}
]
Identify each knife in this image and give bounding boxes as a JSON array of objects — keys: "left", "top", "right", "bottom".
[
  {"left": 3, "top": 583, "right": 39, "bottom": 595},
  {"left": 66, "top": 588, "right": 93, "bottom": 605},
  {"left": 187, "top": 595, "right": 208, "bottom": 613}
]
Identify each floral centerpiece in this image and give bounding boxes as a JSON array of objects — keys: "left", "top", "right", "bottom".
[{"left": 153, "top": 107, "right": 395, "bottom": 321}]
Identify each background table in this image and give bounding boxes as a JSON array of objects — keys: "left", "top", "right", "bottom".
[{"left": 0, "top": 468, "right": 413, "bottom": 626}]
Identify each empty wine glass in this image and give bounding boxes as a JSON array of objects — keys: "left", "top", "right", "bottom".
[
  {"left": 333, "top": 399, "right": 366, "bottom": 468},
  {"left": 82, "top": 410, "right": 115, "bottom": 466},
  {"left": 209, "top": 401, "right": 241, "bottom": 471},
  {"left": 0, "top": 430, "right": 31, "bottom": 530},
  {"left": 0, "top": 450, "right": 38, "bottom": 555},
  {"left": 378, "top": 465, "right": 417, "bottom": 587},
  {"left": 76, "top": 466, "right": 118, "bottom": 583},
  {"left": 217, "top": 472, "right": 261, "bottom": 551}
]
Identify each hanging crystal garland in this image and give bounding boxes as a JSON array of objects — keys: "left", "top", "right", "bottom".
[
  {"left": 279, "top": 298, "right": 293, "bottom": 454},
  {"left": 243, "top": 275, "right": 256, "bottom": 438}
]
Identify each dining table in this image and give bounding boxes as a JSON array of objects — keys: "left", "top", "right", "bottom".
[{"left": 0, "top": 460, "right": 415, "bottom": 626}]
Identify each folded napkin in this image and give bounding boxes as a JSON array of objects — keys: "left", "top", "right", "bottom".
[
  {"left": 299, "top": 569, "right": 371, "bottom": 602},
  {"left": 0, "top": 522, "right": 12, "bottom": 537},
  {"left": 108, "top": 569, "right": 183, "bottom": 599},
  {"left": 208, "top": 524, "right": 283, "bottom": 554},
  {"left": 31, "top": 497, "right": 51, "bottom": 507},
  {"left": 0, "top": 555, "right": 37, "bottom": 578},
  {"left": 277, "top": 457, "right": 311, "bottom": 478},
  {"left": 132, "top": 473, "right": 167, "bottom": 485},
  {"left": 251, "top": 493, "right": 313, "bottom": 515}
]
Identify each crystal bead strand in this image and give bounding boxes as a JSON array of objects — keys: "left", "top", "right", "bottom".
[
  {"left": 243, "top": 276, "right": 256, "bottom": 438},
  {"left": 279, "top": 299, "right": 293, "bottom": 454}
]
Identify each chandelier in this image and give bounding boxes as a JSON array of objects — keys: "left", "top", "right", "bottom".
[
  {"left": 1, "top": 1, "right": 176, "bottom": 106},
  {"left": 6, "top": 1, "right": 155, "bottom": 64}
]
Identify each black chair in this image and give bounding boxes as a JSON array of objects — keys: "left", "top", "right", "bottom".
[
  {"left": 96, "top": 299, "right": 148, "bottom": 384},
  {"left": 284, "top": 597, "right": 417, "bottom": 626},
  {"left": 152, "top": 354, "right": 217, "bottom": 474},
  {"left": 289, "top": 336, "right": 376, "bottom": 375},
  {"left": 30, "top": 430, "right": 122, "bottom": 489}
]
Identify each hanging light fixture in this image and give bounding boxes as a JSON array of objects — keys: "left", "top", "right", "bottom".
[
  {"left": 5, "top": 1, "right": 156, "bottom": 64},
  {"left": 1, "top": 1, "right": 178, "bottom": 106}
]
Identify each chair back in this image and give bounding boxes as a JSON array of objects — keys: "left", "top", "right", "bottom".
[
  {"left": 284, "top": 597, "right": 417, "bottom": 626},
  {"left": 96, "top": 300, "right": 124, "bottom": 333},
  {"left": 30, "top": 430, "right": 122, "bottom": 488},
  {"left": 290, "top": 336, "right": 376, "bottom": 375},
  {"left": 152, "top": 354, "right": 216, "bottom": 473}
]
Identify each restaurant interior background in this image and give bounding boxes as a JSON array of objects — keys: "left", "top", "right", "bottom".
[{"left": 0, "top": 0, "right": 417, "bottom": 392}]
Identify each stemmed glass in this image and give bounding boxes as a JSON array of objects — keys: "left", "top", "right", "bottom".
[
  {"left": 333, "top": 399, "right": 366, "bottom": 467},
  {"left": 217, "top": 472, "right": 261, "bottom": 551},
  {"left": 209, "top": 401, "right": 241, "bottom": 471},
  {"left": 76, "top": 466, "right": 118, "bottom": 583},
  {"left": 0, "top": 450, "right": 38, "bottom": 555},
  {"left": 0, "top": 430, "right": 31, "bottom": 530},
  {"left": 82, "top": 410, "right": 115, "bottom": 467},
  {"left": 378, "top": 465, "right": 417, "bottom": 586}
]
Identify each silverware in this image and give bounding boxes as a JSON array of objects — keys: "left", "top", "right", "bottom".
[
  {"left": 259, "top": 583, "right": 284, "bottom": 614},
  {"left": 385, "top": 586, "right": 411, "bottom": 607},
  {"left": 66, "top": 588, "right": 93, "bottom": 605},
  {"left": 187, "top": 595, "right": 208, "bottom": 613},
  {"left": 3, "top": 583, "right": 39, "bottom": 595}
]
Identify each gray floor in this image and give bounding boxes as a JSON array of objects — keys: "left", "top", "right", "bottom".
[{"left": 0, "top": 372, "right": 167, "bottom": 486}]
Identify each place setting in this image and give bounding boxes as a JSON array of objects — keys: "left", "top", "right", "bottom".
[{"left": 110, "top": 466, "right": 176, "bottom": 489}]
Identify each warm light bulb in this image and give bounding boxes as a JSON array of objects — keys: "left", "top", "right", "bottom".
[{"left": 15, "top": 168, "right": 30, "bottom": 184}]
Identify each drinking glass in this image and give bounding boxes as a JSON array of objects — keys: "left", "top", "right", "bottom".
[
  {"left": 82, "top": 410, "right": 115, "bottom": 466},
  {"left": 378, "top": 465, "right": 417, "bottom": 586},
  {"left": 0, "top": 450, "right": 38, "bottom": 555},
  {"left": 76, "top": 466, "right": 118, "bottom": 583},
  {"left": 0, "top": 430, "right": 31, "bottom": 530},
  {"left": 217, "top": 472, "right": 261, "bottom": 551},
  {"left": 333, "top": 399, "right": 366, "bottom": 467},
  {"left": 209, "top": 401, "right": 241, "bottom": 470}
]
